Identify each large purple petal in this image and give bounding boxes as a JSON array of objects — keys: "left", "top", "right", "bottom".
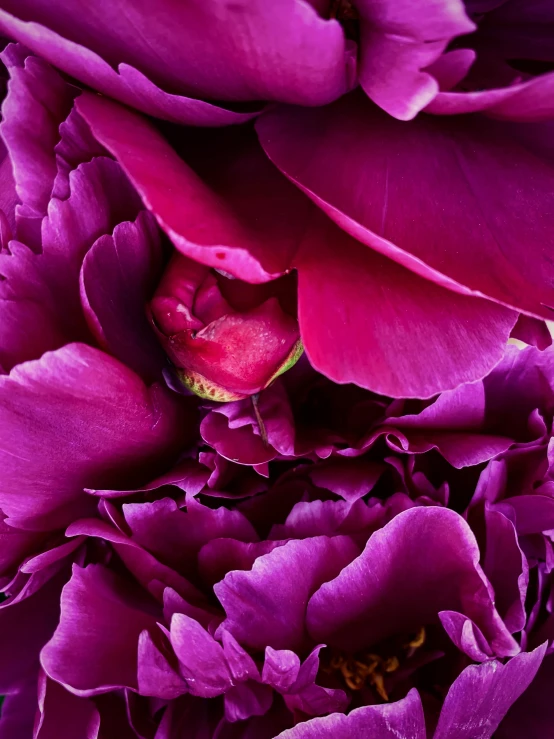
[
  {"left": 75, "top": 93, "right": 312, "bottom": 283},
  {"left": 0, "top": 343, "right": 191, "bottom": 530},
  {"left": 307, "top": 507, "right": 517, "bottom": 656}
]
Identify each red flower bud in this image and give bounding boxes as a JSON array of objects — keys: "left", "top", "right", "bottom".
[{"left": 149, "top": 254, "right": 302, "bottom": 401}]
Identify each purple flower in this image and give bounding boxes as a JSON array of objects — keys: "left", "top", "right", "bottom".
[{"left": 0, "top": 2, "right": 553, "bottom": 737}]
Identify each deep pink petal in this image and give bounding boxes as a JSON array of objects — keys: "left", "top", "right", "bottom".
[
  {"left": 294, "top": 216, "right": 515, "bottom": 398},
  {"left": 257, "top": 93, "right": 554, "bottom": 320},
  {"left": 76, "top": 93, "right": 311, "bottom": 282}
]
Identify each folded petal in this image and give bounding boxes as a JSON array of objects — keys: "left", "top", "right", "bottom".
[
  {"left": 80, "top": 211, "right": 167, "bottom": 382},
  {"left": 0, "top": 46, "right": 74, "bottom": 248},
  {"left": 0, "top": 10, "right": 258, "bottom": 127},
  {"left": 170, "top": 613, "right": 232, "bottom": 698}
]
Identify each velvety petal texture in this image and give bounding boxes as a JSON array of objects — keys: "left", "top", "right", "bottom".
[{"left": 0, "top": 2, "right": 553, "bottom": 736}]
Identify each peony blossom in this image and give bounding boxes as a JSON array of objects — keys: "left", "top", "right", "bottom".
[{"left": 0, "top": 1, "right": 553, "bottom": 738}]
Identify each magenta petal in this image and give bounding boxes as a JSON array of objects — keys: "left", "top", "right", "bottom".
[
  {"left": 123, "top": 496, "right": 256, "bottom": 577},
  {"left": 355, "top": 0, "right": 474, "bottom": 119},
  {"left": 215, "top": 536, "right": 359, "bottom": 651},
  {"left": 66, "top": 518, "right": 204, "bottom": 605},
  {"left": 41, "top": 564, "right": 158, "bottom": 695},
  {"left": 307, "top": 459, "right": 384, "bottom": 503},
  {"left": 0, "top": 344, "right": 189, "bottom": 530},
  {"left": 80, "top": 211, "right": 167, "bottom": 382},
  {"left": 307, "top": 507, "right": 517, "bottom": 657},
  {"left": 35, "top": 672, "right": 100, "bottom": 739},
  {"left": 0, "top": 156, "right": 144, "bottom": 371},
  {"left": 482, "top": 507, "right": 528, "bottom": 634},
  {"left": 274, "top": 689, "right": 426, "bottom": 739},
  {"left": 75, "top": 93, "right": 310, "bottom": 282},
  {"left": 257, "top": 93, "right": 554, "bottom": 320},
  {"left": 137, "top": 630, "right": 186, "bottom": 700},
  {"left": 0, "top": 46, "right": 73, "bottom": 248},
  {"left": 294, "top": 216, "right": 515, "bottom": 398},
  {"left": 0, "top": 11, "right": 258, "bottom": 127},
  {"left": 433, "top": 644, "right": 547, "bottom": 739},
  {"left": 170, "top": 613, "right": 232, "bottom": 698},
  {"left": 439, "top": 611, "right": 494, "bottom": 662},
  {"left": 427, "top": 71, "right": 554, "bottom": 121},
  {"left": 0, "top": 0, "right": 349, "bottom": 106}
]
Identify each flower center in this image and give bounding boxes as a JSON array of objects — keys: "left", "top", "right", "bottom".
[{"left": 320, "top": 627, "right": 426, "bottom": 701}]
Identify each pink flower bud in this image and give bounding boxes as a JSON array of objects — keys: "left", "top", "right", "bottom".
[{"left": 149, "top": 253, "right": 302, "bottom": 401}]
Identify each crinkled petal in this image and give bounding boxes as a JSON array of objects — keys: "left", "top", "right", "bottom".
[
  {"left": 80, "top": 211, "right": 167, "bottom": 383},
  {"left": 0, "top": 46, "right": 74, "bottom": 248}
]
